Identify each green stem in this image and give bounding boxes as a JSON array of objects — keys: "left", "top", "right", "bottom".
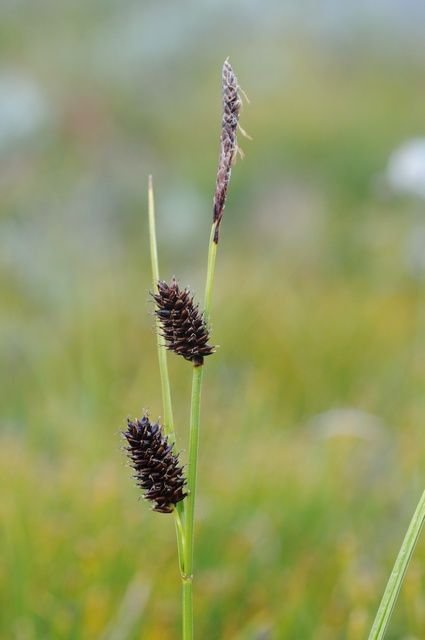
[
  {"left": 204, "top": 223, "right": 218, "bottom": 323},
  {"left": 148, "top": 175, "right": 175, "bottom": 439},
  {"left": 182, "top": 577, "right": 193, "bottom": 640},
  {"left": 147, "top": 175, "right": 185, "bottom": 587},
  {"left": 368, "top": 488, "right": 425, "bottom": 640},
  {"left": 182, "top": 365, "right": 204, "bottom": 640},
  {"left": 174, "top": 506, "right": 186, "bottom": 565},
  {"left": 181, "top": 222, "right": 219, "bottom": 639}
]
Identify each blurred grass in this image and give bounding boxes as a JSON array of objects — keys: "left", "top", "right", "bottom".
[{"left": 1, "top": 3, "right": 425, "bottom": 639}]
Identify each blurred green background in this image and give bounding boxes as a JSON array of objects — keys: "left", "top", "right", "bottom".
[{"left": 1, "top": 2, "right": 425, "bottom": 639}]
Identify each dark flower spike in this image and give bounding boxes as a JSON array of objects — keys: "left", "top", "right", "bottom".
[
  {"left": 213, "top": 58, "right": 242, "bottom": 243},
  {"left": 123, "top": 415, "right": 187, "bottom": 513},
  {"left": 153, "top": 278, "right": 215, "bottom": 367}
]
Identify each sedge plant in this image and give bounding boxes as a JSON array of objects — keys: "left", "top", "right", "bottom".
[
  {"left": 123, "top": 58, "right": 244, "bottom": 639},
  {"left": 122, "top": 59, "right": 425, "bottom": 640}
]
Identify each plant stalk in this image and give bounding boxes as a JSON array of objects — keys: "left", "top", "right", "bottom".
[
  {"left": 181, "top": 221, "right": 219, "bottom": 639},
  {"left": 147, "top": 175, "right": 186, "bottom": 587},
  {"left": 182, "top": 364, "right": 203, "bottom": 640},
  {"left": 368, "top": 488, "right": 425, "bottom": 640},
  {"left": 204, "top": 223, "right": 218, "bottom": 322},
  {"left": 182, "top": 576, "right": 193, "bottom": 640},
  {"left": 148, "top": 175, "right": 175, "bottom": 440}
]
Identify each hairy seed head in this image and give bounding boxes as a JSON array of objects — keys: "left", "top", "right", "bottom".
[
  {"left": 123, "top": 415, "right": 187, "bottom": 513},
  {"left": 213, "top": 58, "right": 242, "bottom": 243}
]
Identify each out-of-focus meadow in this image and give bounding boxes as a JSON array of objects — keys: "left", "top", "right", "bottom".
[{"left": 1, "top": 2, "right": 425, "bottom": 639}]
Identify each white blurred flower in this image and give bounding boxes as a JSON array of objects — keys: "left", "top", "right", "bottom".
[{"left": 386, "top": 138, "right": 425, "bottom": 199}]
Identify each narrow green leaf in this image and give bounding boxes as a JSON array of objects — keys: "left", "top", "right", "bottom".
[{"left": 368, "top": 489, "right": 425, "bottom": 640}]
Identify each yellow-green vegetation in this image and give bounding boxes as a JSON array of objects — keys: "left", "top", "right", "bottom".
[
  {"left": 1, "top": 5, "right": 425, "bottom": 639},
  {"left": 2, "top": 244, "right": 425, "bottom": 638}
]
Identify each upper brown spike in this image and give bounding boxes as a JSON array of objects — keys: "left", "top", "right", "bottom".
[{"left": 213, "top": 59, "right": 242, "bottom": 243}]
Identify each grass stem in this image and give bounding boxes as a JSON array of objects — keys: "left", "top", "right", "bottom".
[
  {"left": 181, "top": 221, "right": 220, "bottom": 638},
  {"left": 182, "top": 576, "right": 194, "bottom": 640},
  {"left": 148, "top": 175, "right": 175, "bottom": 440},
  {"left": 204, "top": 223, "right": 218, "bottom": 323},
  {"left": 147, "top": 175, "right": 186, "bottom": 604},
  {"left": 182, "top": 365, "right": 204, "bottom": 640}
]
